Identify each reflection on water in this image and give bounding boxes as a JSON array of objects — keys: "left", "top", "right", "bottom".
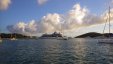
[{"left": 0, "top": 38, "right": 113, "bottom": 64}]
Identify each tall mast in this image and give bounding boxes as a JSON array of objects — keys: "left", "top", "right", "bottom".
[
  {"left": 103, "top": 19, "right": 107, "bottom": 34},
  {"left": 109, "top": 6, "right": 110, "bottom": 37}
]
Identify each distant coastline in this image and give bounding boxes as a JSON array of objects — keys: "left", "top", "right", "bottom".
[
  {"left": 0, "top": 33, "right": 33, "bottom": 39},
  {"left": 1, "top": 32, "right": 113, "bottom": 39},
  {"left": 75, "top": 32, "right": 113, "bottom": 38}
]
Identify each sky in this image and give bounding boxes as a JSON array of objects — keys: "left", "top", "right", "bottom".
[{"left": 0, "top": 0, "right": 113, "bottom": 37}]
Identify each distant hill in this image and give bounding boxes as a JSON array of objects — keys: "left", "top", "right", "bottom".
[
  {"left": 39, "top": 32, "right": 62, "bottom": 38},
  {"left": 75, "top": 32, "right": 113, "bottom": 38},
  {"left": 0, "top": 33, "right": 31, "bottom": 39}
]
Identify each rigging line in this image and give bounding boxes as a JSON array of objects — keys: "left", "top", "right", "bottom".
[
  {"left": 103, "top": 17, "right": 108, "bottom": 34},
  {"left": 109, "top": 6, "right": 111, "bottom": 37}
]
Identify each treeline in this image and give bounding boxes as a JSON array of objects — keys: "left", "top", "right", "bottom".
[{"left": 0, "top": 33, "right": 30, "bottom": 38}]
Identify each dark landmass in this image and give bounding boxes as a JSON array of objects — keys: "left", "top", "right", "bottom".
[
  {"left": 1, "top": 32, "right": 113, "bottom": 39},
  {"left": 0, "top": 33, "right": 32, "bottom": 39},
  {"left": 39, "top": 32, "right": 62, "bottom": 38},
  {"left": 75, "top": 32, "right": 113, "bottom": 38}
]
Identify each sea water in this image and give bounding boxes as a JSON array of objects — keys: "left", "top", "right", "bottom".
[{"left": 0, "top": 38, "right": 113, "bottom": 64}]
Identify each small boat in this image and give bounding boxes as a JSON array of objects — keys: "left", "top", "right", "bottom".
[
  {"left": 57, "top": 37, "right": 68, "bottom": 40},
  {"left": 0, "top": 39, "right": 2, "bottom": 42},
  {"left": 0, "top": 34, "right": 2, "bottom": 42},
  {"left": 11, "top": 37, "right": 17, "bottom": 40},
  {"left": 10, "top": 33, "right": 17, "bottom": 40},
  {"left": 98, "top": 6, "right": 113, "bottom": 43},
  {"left": 62, "top": 37, "right": 68, "bottom": 40}
]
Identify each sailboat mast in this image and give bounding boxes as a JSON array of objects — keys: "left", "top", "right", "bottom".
[
  {"left": 109, "top": 6, "right": 110, "bottom": 37},
  {"left": 103, "top": 19, "right": 107, "bottom": 34}
]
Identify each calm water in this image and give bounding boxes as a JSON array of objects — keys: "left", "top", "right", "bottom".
[{"left": 0, "top": 38, "right": 113, "bottom": 64}]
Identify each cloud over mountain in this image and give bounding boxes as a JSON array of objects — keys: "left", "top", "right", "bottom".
[
  {"left": 7, "top": 20, "right": 38, "bottom": 35},
  {"left": 0, "top": 0, "right": 11, "bottom": 10},
  {"left": 7, "top": 3, "right": 108, "bottom": 36}
]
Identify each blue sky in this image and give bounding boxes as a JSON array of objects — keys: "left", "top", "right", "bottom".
[{"left": 0, "top": 0, "right": 112, "bottom": 36}]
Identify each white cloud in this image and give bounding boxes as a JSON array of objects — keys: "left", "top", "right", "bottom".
[
  {"left": 37, "top": 0, "right": 48, "bottom": 5},
  {"left": 68, "top": 4, "right": 87, "bottom": 24},
  {"left": 7, "top": 3, "right": 110, "bottom": 36},
  {"left": 39, "top": 13, "right": 61, "bottom": 32},
  {"left": 62, "top": 4, "right": 104, "bottom": 31},
  {"left": 0, "top": 0, "right": 11, "bottom": 10},
  {"left": 7, "top": 20, "right": 38, "bottom": 35}
]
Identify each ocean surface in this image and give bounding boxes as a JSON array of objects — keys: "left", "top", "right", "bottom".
[{"left": 0, "top": 38, "right": 113, "bottom": 64}]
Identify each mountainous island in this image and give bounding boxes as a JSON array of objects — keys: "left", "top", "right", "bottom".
[
  {"left": 39, "top": 32, "right": 63, "bottom": 39},
  {"left": 75, "top": 32, "right": 113, "bottom": 38}
]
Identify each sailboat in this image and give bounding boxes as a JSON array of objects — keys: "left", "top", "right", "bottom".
[
  {"left": 98, "top": 6, "right": 113, "bottom": 43},
  {"left": 57, "top": 23, "right": 68, "bottom": 40},
  {"left": 10, "top": 33, "right": 17, "bottom": 40}
]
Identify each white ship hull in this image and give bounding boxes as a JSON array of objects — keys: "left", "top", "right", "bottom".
[
  {"left": 0, "top": 39, "right": 2, "bottom": 42},
  {"left": 11, "top": 38, "right": 17, "bottom": 40}
]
